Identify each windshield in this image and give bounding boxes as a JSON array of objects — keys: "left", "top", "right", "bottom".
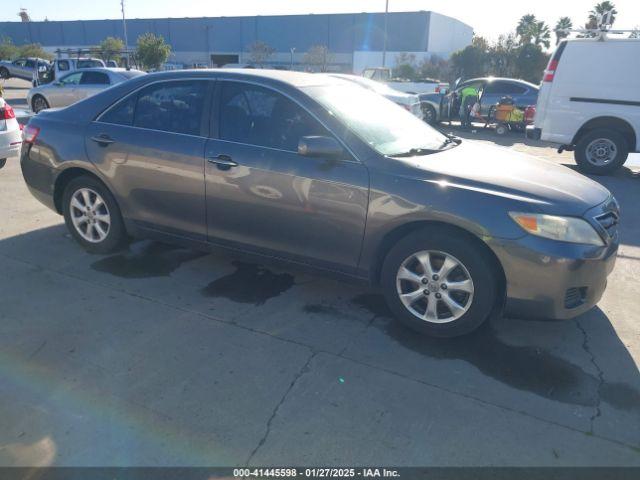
[{"left": 305, "top": 84, "right": 449, "bottom": 156}]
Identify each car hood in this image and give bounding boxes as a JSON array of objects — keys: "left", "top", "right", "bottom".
[{"left": 403, "top": 140, "right": 610, "bottom": 215}]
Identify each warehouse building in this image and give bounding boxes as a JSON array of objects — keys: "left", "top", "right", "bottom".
[{"left": 0, "top": 11, "right": 472, "bottom": 72}]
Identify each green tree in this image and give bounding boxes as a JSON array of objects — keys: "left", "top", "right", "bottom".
[
  {"left": 247, "top": 41, "right": 275, "bottom": 68},
  {"left": 0, "top": 37, "right": 17, "bottom": 60},
  {"left": 489, "top": 33, "right": 518, "bottom": 77},
  {"left": 393, "top": 53, "right": 417, "bottom": 80},
  {"left": 450, "top": 36, "right": 490, "bottom": 79},
  {"left": 516, "top": 14, "right": 537, "bottom": 44},
  {"left": 99, "top": 36, "right": 125, "bottom": 63},
  {"left": 554, "top": 17, "right": 573, "bottom": 45},
  {"left": 514, "top": 43, "right": 550, "bottom": 83},
  {"left": 517, "top": 14, "right": 551, "bottom": 48},
  {"left": 135, "top": 33, "right": 171, "bottom": 71},
  {"left": 17, "top": 43, "right": 53, "bottom": 60}
]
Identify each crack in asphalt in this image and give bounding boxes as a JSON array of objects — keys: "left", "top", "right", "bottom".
[
  {"left": 575, "top": 318, "right": 605, "bottom": 434},
  {"left": 2, "top": 252, "right": 638, "bottom": 453},
  {"left": 245, "top": 352, "right": 318, "bottom": 466}
]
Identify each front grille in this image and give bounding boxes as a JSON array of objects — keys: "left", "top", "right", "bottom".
[
  {"left": 565, "top": 287, "right": 587, "bottom": 309},
  {"left": 595, "top": 211, "right": 619, "bottom": 238}
]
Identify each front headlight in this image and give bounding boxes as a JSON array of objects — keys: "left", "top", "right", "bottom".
[{"left": 509, "top": 212, "right": 605, "bottom": 246}]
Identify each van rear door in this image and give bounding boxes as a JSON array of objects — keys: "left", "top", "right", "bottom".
[{"left": 534, "top": 40, "right": 567, "bottom": 129}]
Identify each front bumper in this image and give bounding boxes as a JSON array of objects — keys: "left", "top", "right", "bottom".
[{"left": 488, "top": 230, "right": 618, "bottom": 321}]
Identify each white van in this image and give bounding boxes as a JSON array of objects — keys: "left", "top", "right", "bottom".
[{"left": 528, "top": 37, "right": 640, "bottom": 174}]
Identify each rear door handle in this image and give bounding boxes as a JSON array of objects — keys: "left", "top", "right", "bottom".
[
  {"left": 207, "top": 154, "right": 238, "bottom": 169},
  {"left": 90, "top": 134, "right": 115, "bottom": 146}
]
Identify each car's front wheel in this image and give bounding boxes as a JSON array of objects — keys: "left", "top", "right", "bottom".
[
  {"left": 0, "top": 158, "right": 6, "bottom": 169},
  {"left": 62, "top": 176, "right": 126, "bottom": 254},
  {"left": 574, "top": 128, "right": 629, "bottom": 175},
  {"left": 0, "top": 67, "right": 9, "bottom": 79},
  {"left": 381, "top": 228, "right": 497, "bottom": 337},
  {"left": 422, "top": 104, "right": 437, "bottom": 125},
  {"left": 32, "top": 95, "right": 50, "bottom": 113}
]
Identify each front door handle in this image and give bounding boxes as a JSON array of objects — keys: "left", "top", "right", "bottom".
[
  {"left": 207, "top": 154, "right": 238, "bottom": 170},
  {"left": 90, "top": 134, "right": 115, "bottom": 146}
]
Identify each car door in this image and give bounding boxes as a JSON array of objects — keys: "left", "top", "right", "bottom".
[
  {"left": 85, "top": 79, "right": 213, "bottom": 240},
  {"left": 482, "top": 81, "right": 529, "bottom": 116},
  {"left": 47, "top": 71, "right": 83, "bottom": 107},
  {"left": 77, "top": 70, "right": 111, "bottom": 101},
  {"left": 204, "top": 80, "right": 369, "bottom": 270},
  {"left": 11, "top": 59, "right": 29, "bottom": 79}
]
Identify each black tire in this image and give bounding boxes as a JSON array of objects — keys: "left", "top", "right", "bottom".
[
  {"left": 381, "top": 228, "right": 497, "bottom": 338},
  {"left": 32, "top": 95, "right": 50, "bottom": 113},
  {"left": 0, "top": 67, "right": 8, "bottom": 79},
  {"left": 0, "top": 158, "right": 6, "bottom": 169},
  {"left": 574, "top": 128, "right": 629, "bottom": 175},
  {"left": 62, "top": 176, "right": 127, "bottom": 254},
  {"left": 422, "top": 104, "right": 437, "bottom": 125}
]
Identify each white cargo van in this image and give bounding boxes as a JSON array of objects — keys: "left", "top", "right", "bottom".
[{"left": 528, "top": 37, "right": 640, "bottom": 174}]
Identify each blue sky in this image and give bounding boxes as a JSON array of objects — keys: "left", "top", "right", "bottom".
[{"left": 7, "top": 0, "right": 640, "bottom": 40}]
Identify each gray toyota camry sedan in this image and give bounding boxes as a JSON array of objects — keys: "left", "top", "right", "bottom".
[{"left": 20, "top": 69, "right": 619, "bottom": 337}]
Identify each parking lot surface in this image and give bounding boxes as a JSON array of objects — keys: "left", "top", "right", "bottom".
[{"left": 1, "top": 78, "right": 639, "bottom": 466}]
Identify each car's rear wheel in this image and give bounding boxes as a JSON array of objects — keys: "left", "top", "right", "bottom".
[
  {"left": 62, "top": 176, "right": 126, "bottom": 254},
  {"left": 575, "top": 128, "right": 629, "bottom": 175},
  {"left": 32, "top": 95, "right": 50, "bottom": 113},
  {"left": 381, "top": 228, "right": 497, "bottom": 337},
  {"left": 0, "top": 158, "right": 6, "bottom": 169},
  {"left": 0, "top": 67, "right": 8, "bottom": 79},
  {"left": 422, "top": 104, "right": 437, "bottom": 125}
]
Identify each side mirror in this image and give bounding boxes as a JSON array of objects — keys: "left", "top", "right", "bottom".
[{"left": 298, "top": 136, "right": 344, "bottom": 159}]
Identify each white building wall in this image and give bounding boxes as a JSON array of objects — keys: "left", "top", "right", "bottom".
[{"left": 427, "top": 12, "right": 474, "bottom": 58}]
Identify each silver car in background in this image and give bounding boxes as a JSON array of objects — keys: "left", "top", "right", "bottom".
[
  {"left": 326, "top": 73, "right": 424, "bottom": 120},
  {"left": 27, "top": 68, "right": 145, "bottom": 113}
]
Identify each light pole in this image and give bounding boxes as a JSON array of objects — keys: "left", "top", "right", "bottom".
[
  {"left": 120, "top": 0, "right": 130, "bottom": 68},
  {"left": 382, "top": 0, "right": 389, "bottom": 67},
  {"left": 290, "top": 47, "right": 296, "bottom": 70}
]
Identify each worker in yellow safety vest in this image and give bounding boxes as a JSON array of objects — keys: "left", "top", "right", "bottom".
[{"left": 459, "top": 85, "right": 480, "bottom": 128}]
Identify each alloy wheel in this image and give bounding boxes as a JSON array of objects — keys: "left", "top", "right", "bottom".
[
  {"left": 396, "top": 250, "right": 474, "bottom": 324},
  {"left": 33, "top": 96, "right": 48, "bottom": 113},
  {"left": 70, "top": 188, "right": 111, "bottom": 243}
]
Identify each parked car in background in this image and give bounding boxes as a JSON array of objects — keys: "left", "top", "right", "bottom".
[
  {"left": 28, "top": 68, "right": 145, "bottom": 113},
  {"left": 442, "top": 78, "right": 537, "bottom": 120},
  {"left": 0, "top": 57, "right": 50, "bottom": 82},
  {"left": 529, "top": 37, "right": 640, "bottom": 175},
  {"left": 21, "top": 69, "right": 619, "bottom": 338},
  {"left": 362, "top": 67, "right": 441, "bottom": 94},
  {"left": 326, "top": 73, "right": 423, "bottom": 119},
  {"left": 35, "top": 57, "right": 107, "bottom": 85},
  {"left": 0, "top": 98, "right": 21, "bottom": 170},
  {"left": 419, "top": 92, "right": 446, "bottom": 125},
  {"left": 105, "top": 60, "right": 119, "bottom": 68}
]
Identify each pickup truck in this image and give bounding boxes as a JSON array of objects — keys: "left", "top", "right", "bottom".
[
  {"left": 35, "top": 57, "right": 106, "bottom": 85},
  {"left": 362, "top": 67, "right": 448, "bottom": 95}
]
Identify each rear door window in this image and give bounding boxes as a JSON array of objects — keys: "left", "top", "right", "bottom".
[
  {"left": 100, "top": 95, "right": 136, "bottom": 126},
  {"left": 57, "top": 60, "right": 70, "bottom": 71},
  {"left": 80, "top": 71, "right": 110, "bottom": 85},
  {"left": 60, "top": 72, "right": 83, "bottom": 85},
  {"left": 134, "top": 80, "right": 209, "bottom": 136}
]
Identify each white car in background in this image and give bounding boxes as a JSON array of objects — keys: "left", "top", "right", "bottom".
[
  {"left": 0, "top": 98, "right": 22, "bottom": 170},
  {"left": 326, "top": 73, "right": 424, "bottom": 120},
  {"left": 28, "top": 68, "right": 145, "bottom": 113}
]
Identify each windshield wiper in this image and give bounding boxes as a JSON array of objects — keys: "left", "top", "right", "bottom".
[
  {"left": 389, "top": 148, "right": 439, "bottom": 158},
  {"left": 438, "top": 135, "right": 462, "bottom": 150}
]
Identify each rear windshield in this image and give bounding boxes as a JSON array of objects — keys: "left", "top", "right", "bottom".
[{"left": 77, "top": 60, "right": 104, "bottom": 68}]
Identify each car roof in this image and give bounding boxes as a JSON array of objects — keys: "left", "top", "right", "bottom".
[
  {"left": 462, "top": 77, "right": 538, "bottom": 89},
  {"left": 142, "top": 68, "right": 342, "bottom": 88}
]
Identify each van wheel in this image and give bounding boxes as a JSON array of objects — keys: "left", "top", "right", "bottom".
[
  {"left": 575, "top": 129, "right": 629, "bottom": 175},
  {"left": 381, "top": 228, "right": 497, "bottom": 338},
  {"left": 32, "top": 95, "right": 50, "bottom": 113},
  {"left": 62, "top": 176, "right": 126, "bottom": 254}
]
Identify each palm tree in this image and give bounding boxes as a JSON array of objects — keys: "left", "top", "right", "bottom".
[
  {"left": 589, "top": 1, "right": 617, "bottom": 26},
  {"left": 516, "top": 14, "right": 537, "bottom": 44},
  {"left": 554, "top": 17, "right": 573, "bottom": 44},
  {"left": 531, "top": 21, "right": 552, "bottom": 49}
]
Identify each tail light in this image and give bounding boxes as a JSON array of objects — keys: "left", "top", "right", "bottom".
[
  {"left": 22, "top": 124, "right": 40, "bottom": 144},
  {"left": 1, "top": 104, "right": 15, "bottom": 119},
  {"left": 435, "top": 86, "right": 440, "bottom": 93},
  {"left": 543, "top": 41, "right": 567, "bottom": 83},
  {"left": 543, "top": 60, "right": 559, "bottom": 82}
]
